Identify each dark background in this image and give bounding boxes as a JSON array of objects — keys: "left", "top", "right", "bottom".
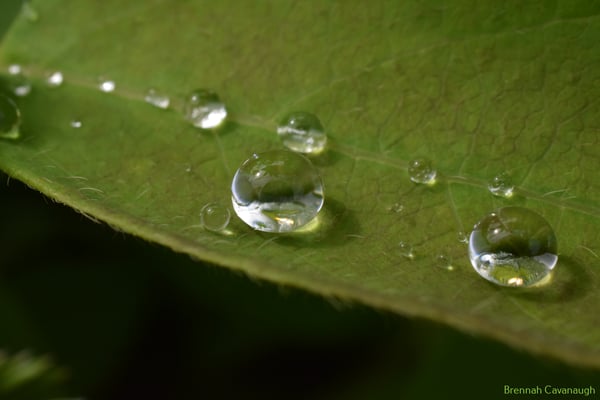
[{"left": 0, "top": 2, "right": 598, "bottom": 399}]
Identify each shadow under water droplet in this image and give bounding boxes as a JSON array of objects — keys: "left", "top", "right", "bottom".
[
  {"left": 497, "top": 255, "right": 591, "bottom": 303},
  {"left": 261, "top": 197, "right": 361, "bottom": 249}
]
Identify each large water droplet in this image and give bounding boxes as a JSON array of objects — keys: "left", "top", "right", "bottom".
[
  {"left": 46, "top": 71, "right": 64, "bottom": 87},
  {"left": 200, "top": 202, "right": 231, "bottom": 232},
  {"left": 231, "top": 150, "right": 324, "bottom": 233},
  {"left": 0, "top": 94, "right": 21, "bottom": 139},
  {"left": 145, "top": 88, "right": 170, "bottom": 109},
  {"left": 277, "top": 111, "right": 327, "bottom": 154},
  {"left": 488, "top": 172, "right": 514, "bottom": 198},
  {"left": 469, "top": 206, "right": 557, "bottom": 287},
  {"left": 184, "top": 89, "right": 227, "bottom": 129},
  {"left": 408, "top": 158, "right": 436, "bottom": 185},
  {"left": 98, "top": 77, "right": 115, "bottom": 93}
]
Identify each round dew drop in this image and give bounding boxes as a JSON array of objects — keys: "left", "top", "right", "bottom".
[
  {"left": 46, "top": 71, "right": 64, "bottom": 87},
  {"left": 98, "top": 78, "right": 115, "bottom": 93},
  {"left": 408, "top": 158, "right": 436, "bottom": 185},
  {"left": 145, "top": 88, "right": 170, "bottom": 109},
  {"left": 0, "top": 94, "right": 21, "bottom": 139},
  {"left": 488, "top": 172, "right": 514, "bottom": 198},
  {"left": 469, "top": 206, "right": 557, "bottom": 287},
  {"left": 231, "top": 150, "right": 324, "bottom": 233},
  {"left": 200, "top": 202, "right": 231, "bottom": 232},
  {"left": 184, "top": 89, "right": 227, "bottom": 129},
  {"left": 277, "top": 111, "right": 327, "bottom": 154}
]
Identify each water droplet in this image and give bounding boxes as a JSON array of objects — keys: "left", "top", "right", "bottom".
[
  {"left": 457, "top": 231, "right": 469, "bottom": 244},
  {"left": 7, "top": 64, "right": 21, "bottom": 75},
  {"left": 144, "top": 88, "right": 170, "bottom": 109},
  {"left": 70, "top": 120, "right": 82, "bottom": 129},
  {"left": 436, "top": 254, "right": 454, "bottom": 271},
  {"left": 98, "top": 78, "right": 115, "bottom": 93},
  {"left": 408, "top": 158, "right": 436, "bottom": 185},
  {"left": 469, "top": 206, "right": 557, "bottom": 287},
  {"left": 46, "top": 71, "right": 64, "bottom": 87},
  {"left": 22, "top": 1, "right": 39, "bottom": 21},
  {"left": 488, "top": 172, "right": 514, "bottom": 198},
  {"left": 398, "top": 241, "right": 415, "bottom": 260},
  {"left": 8, "top": 74, "right": 31, "bottom": 97},
  {"left": 231, "top": 150, "right": 324, "bottom": 233},
  {"left": 0, "top": 94, "right": 21, "bottom": 139},
  {"left": 200, "top": 202, "right": 231, "bottom": 232},
  {"left": 388, "top": 203, "right": 404, "bottom": 213},
  {"left": 277, "top": 111, "right": 327, "bottom": 154},
  {"left": 184, "top": 89, "right": 227, "bottom": 129}
]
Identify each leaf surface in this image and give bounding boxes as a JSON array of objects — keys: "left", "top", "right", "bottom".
[{"left": 1, "top": 0, "right": 599, "bottom": 366}]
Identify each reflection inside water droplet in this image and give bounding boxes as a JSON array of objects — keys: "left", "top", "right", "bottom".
[
  {"left": 488, "top": 172, "right": 514, "bottom": 198},
  {"left": 0, "top": 94, "right": 21, "bottom": 139},
  {"left": 145, "top": 88, "right": 170, "bottom": 109},
  {"left": 408, "top": 158, "right": 436, "bottom": 185},
  {"left": 469, "top": 206, "right": 558, "bottom": 287},
  {"left": 184, "top": 89, "right": 227, "bottom": 129},
  {"left": 200, "top": 202, "right": 231, "bottom": 232},
  {"left": 277, "top": 111, "right": 327, "bottom": 154},
  {"left": 231, "top": 150, "right": 324, "bottom": 233}
]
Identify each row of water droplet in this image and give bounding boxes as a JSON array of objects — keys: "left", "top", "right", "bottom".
[{"left": 0, "top": 65, "right": 556, "bottom": 288}]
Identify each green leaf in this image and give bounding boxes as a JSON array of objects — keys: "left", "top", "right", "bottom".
[{"left": 0, "top": 0, "right": 599, "bottom": 367}]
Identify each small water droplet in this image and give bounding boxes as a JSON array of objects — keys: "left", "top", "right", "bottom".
[
  {"left": 8, "top": 74, "right": 32, "bottom": 97},
  {"left": 398, "top": 241, "right": 415, "bottom": 260},
  {"left": 144, "top": 88, "right": 170, "bottom": 109},
  {"left": 436, "top": 254, "right": 454, "bottom": 271},
  {"left": 7, "top": 64, "right": 21, "bottom": 75},
  {"left": 388, "top": 203, "right": 404, "bottom": 213},
  {"left": 70, "top": 120, "right": 82, "bottom": 128},
  {"left": 46, "top": 71, "right": 64, "bottom": 87},
  {"left": 457, "top": 231, "right": 469, "bottom": 244},
  {"left": 469, "top": 206, "right": 557, "bottom": 287},
  {"left": 277, "top": 111, "right": 327, "bottom": 154},
  {"left": 0, "top": 94, "right": 21, "bottom": 139},
  {"left": 184, "top": 89, "right": 227, "bottom": 129},
  {"left": 408, "top": 158, "right": 436, "bottom": 185},
  {"left": 21, "top": 1, "right": 39, "bottom": 21},
  {"left": 231, "top": 150, "right": 324, "bottom": 233},
  {"left": 200, "top": 202, "right": 231, "bottom": 232},
  {"left": 98, "top": 77, "right": 115, "bottom": 93},
  {"left": 488, "top": 172, "right": 514, "bottom": 198}
]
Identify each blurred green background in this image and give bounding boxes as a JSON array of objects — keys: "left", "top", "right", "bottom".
[{"left": 0, "top": 2, "right": 598, "bottom": 399}]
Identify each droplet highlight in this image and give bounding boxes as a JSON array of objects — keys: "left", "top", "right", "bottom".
[
  {"left": 488, "top": 172, "right": 514, "bottom": 198},
  {"left": 457, "top": 231, "right": 469, "bottom": 244},
  {"left": 469, "top": 206, "right": 557, "bottom": 287},
  {"left": 184, "top": 89, "right": 227, "bottom": 129},
  {"left": 46, "top": 71, "right": 64, "bottom": 87},
  {"left": 98, "top": 77, "right": 115, "bottom": 93},
  {"left": 0, "top": 94, "right": 21, "bottom": 139},
  {"left": 145, "top": 88, "right": 170, "bottom": 109},
  {"left": 70, "top": 120, "right": 82, "bottom": 129},
  {"left": 7, "top": 64, "right": 21, "bottom": 75},
  {"left": 200, "top": 202, "right": 231, "bottom": 232},
  {"left": 277, "top": 111, "right": 327, "bottom": 154},
  {"left": 408, "top": 158, "right": 436, "bottom": 185},
  {"left": 231, "top": 150, "right": 324, "bottom": 233}
]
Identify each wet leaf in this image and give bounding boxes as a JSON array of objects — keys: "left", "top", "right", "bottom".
[{"left": 0, "top": 0, "right": 599, "bottom": 367}]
